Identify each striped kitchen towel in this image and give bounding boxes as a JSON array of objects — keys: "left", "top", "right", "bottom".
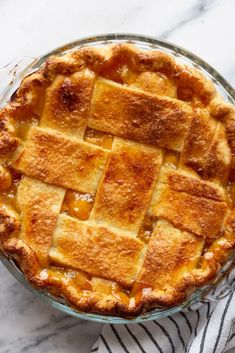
[{"left": 91, "top": 293, "right": 235, "bottom": 353}]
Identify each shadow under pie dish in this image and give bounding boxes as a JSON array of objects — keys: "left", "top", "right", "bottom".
[{"left": 0, "top": 34, "right": 235, "bottom": 320}]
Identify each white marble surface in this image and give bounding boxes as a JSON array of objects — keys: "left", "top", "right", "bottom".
[{"left": 0, "top": 0, "right": 234, "bottom": 352}]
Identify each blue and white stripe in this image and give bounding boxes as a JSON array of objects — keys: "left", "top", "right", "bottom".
[{"left": 91, "top": 293, "right": 235, "bottom": 353}]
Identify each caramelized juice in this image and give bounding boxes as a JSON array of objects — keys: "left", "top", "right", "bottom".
[
  {"left": 62, "top": 190, "right": 94, "bottom": 220},
  {"left": 66, "top": 270, "right": 93, "bottom": 291},
  {"left": 163, "top": 150, "right": 180, "bottom": 169},
  {"left": 0, "top": 166, "right": 12, "bottom": 191},
  {"left": 16, "top": 117, "right": 39, "bottom": 140},
  {"left": 177, "top": 86, "right": 193, "bottom": 101},
  {"left": 84, "top": 128, "right": 113, "bottom": 149},
  {"left": 129, "top": 283, "right": 152, "bottom": 307},
  {"left": 138, "top": 213, "right": 156, "bottom": 243},
  {"left": 113, "top": 291, "right": 130, "bottom": 306},
  {"left": 91, "top": 277, "right": 130, "bottom": 305},
  {"left": 99, "top": 58, "right": 134, "bottom": 84},
  {"left": 120, "top": 66, "right": 137, "bottom": 85},
  {"left": 111, "top": 283, "right": 130, "bottom": 306},
  {"left": 228, "top": 182, "right": 235, "bottom": 206},
  {"left": 0, "top": 167, "right": 21, "bottom": 209}
]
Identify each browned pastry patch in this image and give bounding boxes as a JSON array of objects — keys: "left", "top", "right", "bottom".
[
  {"left": 89, "top": 78, "right": 192, "bottom": 151},
  {"left": 13, "top": 127, "right": 109, "bottom": 194},
  {"left": 41, "top": 69, "right": 95, "bottom": 137},
  {"left": 152, "top": 181, "right": 227, "bottom": 239},
  {"left": 167, "top": 171, "right": 226, "bottom": 201},
  {"left": 49, "top": 214, "right": 145, "bottom": 286},
  {"left": 0, "top": 204, "right": 20, "bottom": 243},
  {"left": 16, "top": 177, "right": 65, "bottom": 267},
  {"left": 91, "top": 138, "right": 163, "bottom": 233},
  {"left": 181, "top": 109, "right": 217, "bottom": 171},
  {"left": 0, "top": 111, "right": 19, "bottom": 155},
  {"left": 137, "top": 220, "right": 203, "bottom": 297},
  {"left": 9, "top": 71, "right": 47, "bottom": 120}
]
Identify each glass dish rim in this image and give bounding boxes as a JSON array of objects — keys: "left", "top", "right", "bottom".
[{"left": 0, "top": 33, "right": 235, "bottom": 324}]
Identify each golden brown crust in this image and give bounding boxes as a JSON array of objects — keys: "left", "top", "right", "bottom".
[
  {"left": 192, "top": 210, "right": 235, "bottom": 286},
  {"left": 137, "top": 220, "right": 203, "bottom": 296},
  {"left": 72, "top": 44, "right": 216, "bottom": 102},
  {"left": 181, "top": 112, "right": 231, "bottom": 182},
  {"left": 153, "top": 183, "right": 228, "bottom": 239},
  {"left": 130, "top": 71, "right": 177, "bottom": 98},
  {"left": 209, "top": 98, "right": 235, "bottom": 158},
  {"left": 9, "top": 71, "right": 47, "bottom": 119},
  {"left": 0, "top": 111, "right": 19, "bottom": 155},
  {"left": 0, "top": 204, "right": 20, "bottom": 243},
  {"left": 3, "top": 238, "right": 43, "bottom": 286},
  {"left": 0, "top": 42, "right": 234, "bottom": 318},
  {"left": 17, "top": 177, "right": 65, "bottom": 266},
  {"left": 167, "top": 171, "right": 226, "bottom": 201},
  {"left": 204, "top": 123, "right": 231, "bottom": 182},
  {"left": 49, "top": 214, "right": 145, "bottom": 286},
  {"left": 91, "top": 138, "right": 163, "bottom": 233},
  {"left": 89, "top": 78, "right": 192, "bottom": 151},
  {"left": 181, "top": 109, "right": 217, "bottom": 172},
  {"left": 41, "top": 69, "right": 95, "bottom": 137},
  {"left": 14, "top": 127, "right": 109, "bottom": 194}
]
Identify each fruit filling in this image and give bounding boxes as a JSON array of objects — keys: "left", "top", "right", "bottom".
[{"left": 62, "top": 190, "right": 94, "bottom": 220}]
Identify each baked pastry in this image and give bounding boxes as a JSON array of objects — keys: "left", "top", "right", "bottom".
[{"left": 0, "top": 43, "right": 235, "bottom": 317}]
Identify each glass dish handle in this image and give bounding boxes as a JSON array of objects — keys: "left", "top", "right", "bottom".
[
  {"left": 0, "top": 57, "right": 37, "bottom": 105},
  {"left": 202, "top": 261, "right": 235, "bottom": 302}
]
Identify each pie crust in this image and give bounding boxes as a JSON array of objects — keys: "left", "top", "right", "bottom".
[{"left": 0, "top": 43, "right": 235, "bottom": 317}]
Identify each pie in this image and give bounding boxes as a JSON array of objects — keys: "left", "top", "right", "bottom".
[{"left": 0, "top": 43, "right": 235, "bottom": 317}]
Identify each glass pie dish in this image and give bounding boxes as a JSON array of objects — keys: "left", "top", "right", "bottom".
[{"left": 0, "top": 33, "right": 235, "bottom": 324}]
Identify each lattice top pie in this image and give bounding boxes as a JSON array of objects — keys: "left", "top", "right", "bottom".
[{"left": 0, "top": 43, "right": 235, "bottom": 317}]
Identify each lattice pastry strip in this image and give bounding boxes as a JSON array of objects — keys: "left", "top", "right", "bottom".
[
  {"left": 181, "top": 110, "right": 231, "bottom": 183},
  {"left": 180, "top": 108, "right": 218, "bottom": 174},
  {"left": 49, "top": 214, "right": 146, "bottom": 286},
  {"left": 13, "top": 126, "right": 109, "bottom": 195},
  {"left": 41, "top": 69, "right": 95, "bottom": 138},
  {"left": 88, "top": 78, "right": 192, "bottom": 151},
  {"left": 90, "top": 137, "right": 163, "bottom": 234},
  {"left": 136, "top": 220, "right": 204, "bottom": 302},
  {"left": 16, "top": 176, "right": 65, "bottom": 267},
  {"left": 150, "top": 170, "right": 228, "bottom": 239}
]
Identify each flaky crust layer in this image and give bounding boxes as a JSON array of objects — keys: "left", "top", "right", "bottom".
[{"left": 1, "top": 43, "right": 235, "bottom": 318}]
